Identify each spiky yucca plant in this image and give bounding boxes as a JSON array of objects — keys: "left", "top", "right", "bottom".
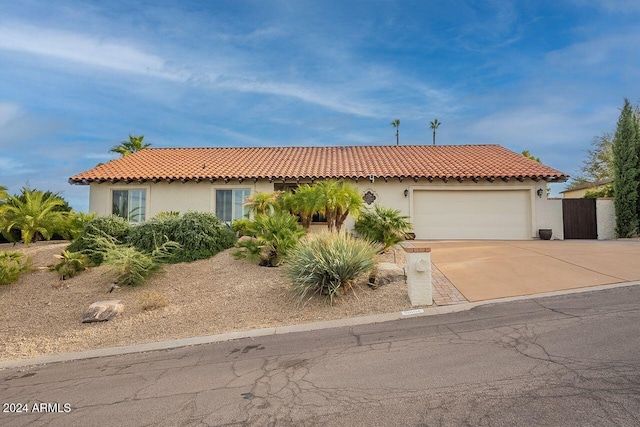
[{"left": 287, "top": 232, "right": 379, "bottom": 304}]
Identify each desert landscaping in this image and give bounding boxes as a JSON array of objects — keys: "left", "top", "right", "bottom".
[{"left": 0, "top": 240, "right": 412, "bottom": 361}]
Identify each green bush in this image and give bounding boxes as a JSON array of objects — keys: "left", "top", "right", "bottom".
[
  {"left": 287, "top": 233, "right": 379, "bottom": 304},
  {"left": 50, "top": 250, "right": 89, "bottom": 280},
  {"left": 354, "top": 205, "right": 413, "bottom": 249},
  {"left": 232, "top": 218, "right": 253, "bottom": 237},
  {"left": 127, "top": 211, "right": 236, "bottom": 263},
  {"left": 0, "top": 251, "right": 32, "bottom": 285},
  {"left": 234, "top": 213, "right": 306, "bottom": 267},
  {"left": 67, "top": 215, "right": 132, "bottom": 265},
  {"left": 103, "top": 245, "right": 159, "bottom": 286}
]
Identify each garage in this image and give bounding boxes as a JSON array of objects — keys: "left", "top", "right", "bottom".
[{"left": 412, "top": 190, "right": 532, "bottom": 240}]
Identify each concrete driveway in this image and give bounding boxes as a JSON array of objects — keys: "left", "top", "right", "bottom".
[{"left": 425, "top": 239, "right": 640, "bottom": 302}]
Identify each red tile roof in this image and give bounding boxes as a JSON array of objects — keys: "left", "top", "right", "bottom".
[{"left": 69, "top": 145, "right": 569, "bottom": 184}]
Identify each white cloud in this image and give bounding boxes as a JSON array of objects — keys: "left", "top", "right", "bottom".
[
  {"left": 0, "top": 102, "right": 21, "bottom": 127},
  {"left": 0, "top": 21, "right": 184, "bottom": 80}
]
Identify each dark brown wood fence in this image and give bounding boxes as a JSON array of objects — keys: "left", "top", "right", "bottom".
[{"left": 562, "top": 199, "right": 597, "bottom": 239}]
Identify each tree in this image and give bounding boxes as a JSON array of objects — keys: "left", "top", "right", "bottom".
[
  {"left": 430, "top": 119, "right": 441, "bottom": 145},
  {"left": 283, "top": 184, "right": 323, "bottom": 229},
  {"left": 0, "top": 188, "right": 69, "bottom": 244},
  {"left": 612, "top": 98, "right": 640, "bottom": 238},
  {"left": 0, "top": 185, "right": 8, "bottom": 201},
  {"left": 566, "top": 133, "right": 614, "bottom": 190},
  {"left": 110, "top": 134, "right": 150, "bottom": 157},
  {"left": 314, "top": 180, "right": 363, "bottom": 232},
  {"left": 391, "top": 119, "right": 400, "bottom": 146},
  {"left": 521, "top": 150, "right": 541, "bottom": 163},
  {"left": 243, "top": 191, "right": 283, "bottom": 215}
]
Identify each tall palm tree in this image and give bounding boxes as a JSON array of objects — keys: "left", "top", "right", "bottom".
[
  {"left": 391, "top": 119, "right": 400, "bottom": 146},
  {"left": 0, "top": 189, "right": 68, "bottom": 244},
  {"left": 110, "top": 134, "right": 151, "bottom": 157},
  {"left": 430, "top": 119, "right": 441, "bottom": 145}
]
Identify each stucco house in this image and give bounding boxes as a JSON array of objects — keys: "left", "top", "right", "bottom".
[
  {"left": 561, "top": 178, "right": 613, "bottom": 199},
  {"left": 69, "top": 144, "right": 569, "bottom": 240}
]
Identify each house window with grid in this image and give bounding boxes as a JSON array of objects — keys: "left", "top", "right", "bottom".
[
  {"left": 215, "top": 189, "right": 250, "bottom": 223},
  {"left": 112, "top": 189, "right": 146, "bottom": 223}
]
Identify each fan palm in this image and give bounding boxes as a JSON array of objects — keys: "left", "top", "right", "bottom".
[
  {"left": 430, "top": 119, "right": 441, "bottom": 145},
  {"left": 284, "top": 184, "right": 323, "bottom": 229},
  {"left": 110, "top": 134, "right": 151, "bottom": 157},
  {"left": 243, "top": 191, "right": 283, "bottom": 215},
  {"left": 391, "top": 119, "right": 400, "bottom": 146},
  {"left": 315, "top": 180, "right": 364, "bottom": 232}
]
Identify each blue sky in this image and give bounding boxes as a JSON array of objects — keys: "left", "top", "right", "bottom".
[{"left": 1, "top": 0, "right": 639, "bottom": 211}]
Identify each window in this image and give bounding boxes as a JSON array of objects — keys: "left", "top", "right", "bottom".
[
  {"left": 112, "top": 189, "right": 146, "bottom": 222},
  {"left": 216, "top": 189, "right": 250, "bottom": 223}
]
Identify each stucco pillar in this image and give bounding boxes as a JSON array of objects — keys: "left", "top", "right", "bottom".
[{"left": 401, "top": 242, "right": 433, "bottom": 306}]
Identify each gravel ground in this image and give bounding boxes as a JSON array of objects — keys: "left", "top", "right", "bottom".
[{"left": 0, "top": 241, "right": 412, "bottom": 361}]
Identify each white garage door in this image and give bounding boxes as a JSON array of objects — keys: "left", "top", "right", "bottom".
[{"left": 412, "top": 190, "right": 531, "bottom": 240}]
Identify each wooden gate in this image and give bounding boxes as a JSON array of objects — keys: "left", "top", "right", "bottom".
[{"left": 562, "top": 199, "right": 597, "bottom": 239}]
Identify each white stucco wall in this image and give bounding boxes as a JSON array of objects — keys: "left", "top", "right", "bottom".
[
  {"left": 535, "top": 197, "right": 564, "bottom": 240},
  {"left": 87, "top": 178, "right": 560, "bottom": 240},
  {"left": 89, "top": 181, "right": 276, "bottom": 218},
  {"left": 596, "top": 198, "right": 616, "bottom": 240}
]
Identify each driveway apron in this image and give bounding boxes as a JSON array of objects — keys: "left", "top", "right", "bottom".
[{"left": 424, "top": 240, "right": 640, "bottom": 302}]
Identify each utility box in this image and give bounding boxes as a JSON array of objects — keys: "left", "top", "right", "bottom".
[{"left": 401, "top": 242, "right": 433, "bottom": 306}]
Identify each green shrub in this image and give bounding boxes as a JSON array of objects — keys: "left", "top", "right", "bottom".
[
  {"left": 67, "top": 216, "right": 132, "bottom": 265},
  {"left": 287, "top": 233, "right": 380, "bottom": 304},
  {"left": 50, "top": 250, "right": 89, "bottom": 280},
  {"left": 154, "top": 211, "right": 180, "bottom": 219},
  {"left": 234, "top": 213, "right": 305, "bottom": 267},
  {"left": 127, "top": 211, "right": 236, "bottom": 263},
  {"left": 63, "top": 212, "right": 97, "bottom": 241},
  {"left": 103, "top": 245, "right": 159, "bottom": 286},
  {"left": 232, "top": 218, "right": 253, "bottom": 236},
  {"left": 0, "top": 251, "right": 32, "bottom": 285},
  {"left": 80, "top": 234, "right": 178, "bottom": 286},
  {"left": 354, "top": 205, "right": 413, "bottom": 249}
]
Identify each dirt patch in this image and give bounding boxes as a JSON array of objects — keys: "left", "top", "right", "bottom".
[{"left": 0, "top": 242, "right": 412, "bottom": 361}]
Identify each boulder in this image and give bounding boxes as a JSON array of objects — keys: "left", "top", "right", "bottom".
[
  {"left": 82, "top": 300, "right": 124, "bottom": 323},
  {"left": 368, "top": 262, "right": 405, "bottom": 289}
]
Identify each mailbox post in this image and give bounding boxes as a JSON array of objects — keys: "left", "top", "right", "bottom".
[{"left": 401, "top": 242, "right": 433, "bottom": 306}]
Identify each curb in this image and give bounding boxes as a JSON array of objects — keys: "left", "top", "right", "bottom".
[{"left": 2, "top": 280, "right": 639, "bottom": 370}]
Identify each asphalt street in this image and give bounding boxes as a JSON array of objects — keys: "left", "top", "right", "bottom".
[{"left": 1, "top": 285, "right": 640, "bottom": 426}]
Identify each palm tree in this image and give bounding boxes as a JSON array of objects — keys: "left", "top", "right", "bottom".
[
  {"left": 315, "top": 180, "right": 363, "bottom": 232},
  {"left": 0, "top": 185, "right": 8, "bottom": 201},
  {"left": 243, "top": 191, "right": 283, "bottom": 215},
  {"left": 0, "top": 189, "right": 68, "bottom": 244},
  {"left": 430, "top": 119, "right": 441, "bottom": 145},
  {"left": 391, "top": 119, "right": 400, "bottom": 146},
  {"left": 110, "top": 134, "right": 151, "bottom": 157},
  {"left": 284, "top": 184, "right": 323, "bottom": 229}
]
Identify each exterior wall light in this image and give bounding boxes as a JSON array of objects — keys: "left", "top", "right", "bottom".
[
  {"left": 536, "top": 188, "right": 544, "bottom": 198},
  {"left": 404, "top": 189, "right": 409, "bottom": 198}
]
